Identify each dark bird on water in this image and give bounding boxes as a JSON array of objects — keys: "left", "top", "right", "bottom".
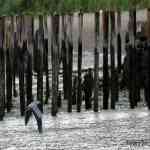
[{"left": 25, "top": 101, "right": 43, "bottom": 133}]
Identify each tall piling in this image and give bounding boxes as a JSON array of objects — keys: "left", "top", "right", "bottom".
[
  {"left": 94, "top": 12, "right": 100, "bottom": 112},
  {"left": 51, "top": 15, "right": 60, "bottom": 116},
  {"left": 67, "top": 14, "right": 73, "bottom": 112},
  {"left": 103, "top": 11, "right": 109, "bottom": 110},
  {"left": 110, "top": 11, "right": 118, "bottom": 109},
  {"left": 0, "top": 17, "right": 5, "bottom": 120},
  {"left": 37, "top": 16, "right": 44, "bottom": 112},
  {"left": 77, "top": 12, "right": 83, "bottom": 112}
]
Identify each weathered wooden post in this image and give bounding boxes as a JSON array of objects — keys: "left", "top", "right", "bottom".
[
  {"left": 43, "top": 16, "right": 50, "bottom": 104},
  {"left": 117, "top": 11, "right": 122, "bottom": 74},
  {"left": 44, "top": 38, "right": 50, "bottom": 104},
  {"left": 51, "top": 14, "right": 60, "bottom": 116},
  {"left": 110, "top": 11, "right": 118, "bottom": 109},
  {"left": 128, "top": 9, "right": 137, "bottom": 108},
  {"left": 77, "top": 12, "right": 83, "bottom": 112},
  {"left": 147, "top": 9, "right": 150, "bottom": 39},
  {"left": 67, "top": 14, "right": 73, "bottom": 112},
  {"left": 0, "top": 17, "right": 5, "bottom": 120},
  {"left": 24, "top": 16, "right": 34, "bottom": 106},
  {"left": 37, "top": 16, "right": 44, "bottom": 112},
  {"left": 94, "top": 12, "right": 100, "bottom": 112},
  {"left": 5, "top": 17, "right": 13, "bottom": 113},
  {"left": 12, "top": 16, "right": 17, "bottom": 98},
  {"left": 62, "top": 15, "right": 68, "bottom": 100},
  {"left": 103, "top": 11, "right": 109, "bottom": 110},
  {"left": 16, "top": 16, "right": 25, "bottom": 116}
]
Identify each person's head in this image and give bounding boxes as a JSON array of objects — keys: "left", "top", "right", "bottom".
[
  {"left": 125, "top": 32, "right": 129, "bottom": 44},
  {"left": 135, "top": 37, "right": 142, "bottom": 51}
]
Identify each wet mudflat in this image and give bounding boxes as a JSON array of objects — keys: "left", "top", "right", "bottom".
[{"left": 1, "top": 101, "right": 150, "bottom": 150}]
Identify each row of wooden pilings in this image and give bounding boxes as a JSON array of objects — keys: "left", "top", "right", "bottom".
[{"left": 0, "top": 9, "right": 150, "bottom": 119}]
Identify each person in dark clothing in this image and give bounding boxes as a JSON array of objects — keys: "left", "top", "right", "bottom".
[
  {"left": 121, "top": 33, "right": 130, "bottom": 90},
  {"left": 141, "top": 38, "right": 150, "bottom": 109},
  {"left": 83, "top": 68, "right": 94, "bottom": 109},
  {"left": 134, "top": 33, "right": 145, "bottom": 103},
  {"left": 57, "top": 91, "right": 62, "bottom": 108}
]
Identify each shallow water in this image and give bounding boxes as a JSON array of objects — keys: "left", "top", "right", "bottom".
[{"left": 1, "top": 105, "right": 150, "bottom": 150}]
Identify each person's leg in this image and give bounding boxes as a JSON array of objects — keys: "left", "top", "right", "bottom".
[
  {"left": 85, "top": 92, "right": 91, "bottom": 110},
  {"left": 85, "top": 92, "right": 89, "bottom": 109},
  {"left": 144, "top": 82, "right": 150, "bottom": 110}
]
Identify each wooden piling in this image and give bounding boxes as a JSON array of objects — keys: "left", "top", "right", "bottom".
[
  {"left": 62, "top": 15, "right": 68, "bottom": 100},
  {"left": 25, "top": 16, "right": 34, "bottom": 106},
  {"left": 77, "top": 12, "right": 83, "bottom": 112},
  {"left": 117, "top": 11, "right": 122, "bottom": 74},
  {"left": 67, "top": 14, "right": 73, "bottom": 112},
  {"left": 19, "top": 42, "right": 25, "bottom": 116},
  {"left": 5, "top": 17, "right": 13, "bottom": 113},
  {"left": 37, "top": 16, "right": 44, "bottom": 112},
  {"left": 16, "top": 16, "right": 25, "bottom": 116},
  {"left": 51, "top": 15, "right": 60, "bottom": 116},
  {"left": 129, "top": 9, "right": 137, "bottom": 108},
  {"left": 0, "top": 17, "right": 5, "bottom": 120},
  {"left": 44, "top": 38, "right": 50, "bottom": 104},
  {"left": 103, "top": 11, "right": 109, "bottom": 110},
  {"left": 94, "top": 12, "right": 100, "bottom": 112},
  {"left": 110, "top": 11, "right": 118, "bottom": 109},
  {"left": 43, "top": 16, "right": 50, "bottom": 105},
  {"left": 12, "top": 17, "right": 17, "bottom": 98},
  {"left": 147, "top": 9, "right": 150, "bottom": 39}
]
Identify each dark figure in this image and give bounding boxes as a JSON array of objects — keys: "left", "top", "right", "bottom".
[
  {"left": 134, "top": 33, "right": 144, "bottom": 103},
  {"left": 83, "top": 68, "right": 94, "bottom": 109},
  {"left": 72, "top": 76, "right": 78, "bottom": 105},
  {"left": 121, "top": 39, "right": 130, "bottom": 89},
  {"left": 141, "top": 38, "right": 150, "bottom": 109},
  {"left": 121, "top": 32, "right": 137, "bottom": 108},
  {"left": 25, "top": 101, "right": 43, "bottom": 133}
]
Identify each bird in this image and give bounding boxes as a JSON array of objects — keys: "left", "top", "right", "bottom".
[{"left": 25, "top": 101, "right": 43, "bottom": 133}]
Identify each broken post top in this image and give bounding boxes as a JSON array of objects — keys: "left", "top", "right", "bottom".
[{"left": 0, "top": 0, "right": 150, "bottom": 16}]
